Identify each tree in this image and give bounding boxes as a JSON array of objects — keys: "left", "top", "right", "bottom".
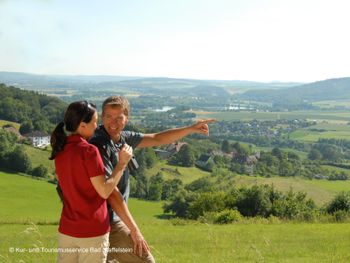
[
  {"left": 19, "top": 120, "right": 34, "bottom": 135},
  {"left": 185, "top": 177, "right": 213, "bottom": 193},
  {"left": 143, "top": 148, "right": 158, "bottom": 168},
  {"left": 7, "top": 145, "right": 32, "bottom": 173},
  {"left": 162, "top": 178, "right": 183, "bottom": 200},
  {"left": 0, "top": 129, "right": 17, "bottom": 156},
  {"left": 308, "top": 149, "right": 322, "bottom": 161},
  {"left": 272, "top": 147, "right": 283, "bottom": 160},
  {"left": 221, "top": 139, "right": 230, "bottom": 153},
  {"left": 148, "top": 172, "right": 164, "bottom": 201},
  {"left": 169, "top": 144, "right": 195, "bottom": 167},
  {"left": 320, "top": 145, "right": 342, "bottom": 162},
  {"left": 163, "top": 190, "right": 197, "bottom": 218}
]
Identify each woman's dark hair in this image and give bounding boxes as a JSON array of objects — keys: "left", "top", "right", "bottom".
[{"left": 50, "top": 101, "right": 96, "bottom": 160}]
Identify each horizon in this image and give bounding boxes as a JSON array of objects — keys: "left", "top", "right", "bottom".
[
  {"left": 2, "top": 70, "right": 350, "bottom": 84},
  {"left": 1, "top": 0, "right": 350, "bottom": 83}
]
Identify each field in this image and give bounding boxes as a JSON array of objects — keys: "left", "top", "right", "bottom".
[
  {"left": 0, "top": 120, "right": 20, "bottom": 130},
  {"left": 232, "top": 175, "right": 350, "bottom": 206},
  {"left": 145, "top": 161, "right": 211, "bottom": 184},
  {"left": 23, "top": 145, "right": 55, "bottom": 175},
  {"left": 194, "top": 110, "right": 350, "bottom": 122},
  {"left": 1, "top": 171, "right": 350, "bottom": 262},
  {"left": 144, "top": 161, "right": 349, "bottom": 206}
]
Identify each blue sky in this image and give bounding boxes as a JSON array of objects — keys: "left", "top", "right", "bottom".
[{"left": 1, "top": 0, "right": 350, "bottom": 82}]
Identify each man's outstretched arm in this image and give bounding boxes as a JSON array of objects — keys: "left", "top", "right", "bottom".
[
  {"left": 107, "top": 188, "right": 150, "bottom": 257},
  {"left": 137, "top": 119, "right": 215, "bottom": 148}
]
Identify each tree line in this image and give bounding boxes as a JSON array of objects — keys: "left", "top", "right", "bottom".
[{"left": 0, "top": 83, "right": 66, "bottom": 134}]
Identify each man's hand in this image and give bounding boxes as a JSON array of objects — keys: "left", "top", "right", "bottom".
[
  {"left": 190, "top": 118, "right": 216, "bottom": 136},
  {"left": 130, "top": 228, "right": 150, "bottom": 257}
]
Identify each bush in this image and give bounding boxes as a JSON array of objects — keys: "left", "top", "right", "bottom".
[
  {"left": 327, "top": 191, "right": 350, "bottom": 214},
  {"left": 213, "top": 209, "right": 243, "bottom": 224},
  {"left": 31, "top": 164, "right": 48, "bottom": 177},
  {"left": 188, "top": 192, "right": 226, "bottom": 219},
  {"left": 7, "top": 145, "right": 32, "bottom": 173},
  {"left": 333, "top": 210, "right": 349, "bottom": 222}
]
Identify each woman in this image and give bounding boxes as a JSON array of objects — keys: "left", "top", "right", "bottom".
[{"left": 50, "top": 101, "right": 132, "bottom": 262}]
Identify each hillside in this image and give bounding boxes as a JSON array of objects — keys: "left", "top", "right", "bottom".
[
  {"left": 1, "top": 171, "right": 350, "bottom": 263},
  {"left": 0, "top": 83, "right": 66, "bottom": 133},
  {"left": 239, "top": 77, "right": 350, "bottom": 103}
]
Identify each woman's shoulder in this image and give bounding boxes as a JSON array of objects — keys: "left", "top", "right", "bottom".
[{"left": 77, "top": 140, "right": 100, "bottom": 159}]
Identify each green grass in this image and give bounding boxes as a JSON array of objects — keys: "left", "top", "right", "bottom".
[
  {"left": 290, "top": 122, "right": 350, "bottom": 142},
  {"left": 0, "top": 119, "right": 20, "bottom": 130},
  {"left": 146, "top": 161, "right": 211, "bottom": 184},
  {"left": 313, "top": 99, "right": 350, "bottom": 109},
  {"left": 195, "top": 110, "right": 350, "bottom": 122},
  {"left": 23, "top": 145, "right": 55, "bottom": 175},
  {"left": 232, "top": 175, "right": 350, "bottom": 206},
  {"left": 0, "top": 171, "right": 60, "bottom": 224},
  {"left": 1, "top": 172, "right": 350, "bottom": 262}
]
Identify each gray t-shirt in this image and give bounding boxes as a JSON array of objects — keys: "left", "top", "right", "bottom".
[{"left": 89, "top": 125, "right": 143, "bottom": 222}]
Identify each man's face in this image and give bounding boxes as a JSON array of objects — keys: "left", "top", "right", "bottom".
[{"left": 102, "top": 105, "right": 128, "bottom": 141}]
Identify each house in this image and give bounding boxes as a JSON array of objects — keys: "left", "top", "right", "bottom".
[
  {"left": 23, "top": 131, "right": 50, "bottom": 147},
  {"left": 155, "top": 142, "right": 187, "bottom": 159}
]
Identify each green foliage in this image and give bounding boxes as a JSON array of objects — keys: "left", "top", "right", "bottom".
[
  {"left": 213, "top": 209, "right": 243, "bottom": 224},
  {"left": 235, "top": 185, "right": 273, "bottom": 217},
  {"left": 185, "top": 177, "right": 213, "bottom": 193},
  {"left": 327, "top": 191, "right": 350, "bottom": 214},
  {"left": 0, "top": 84, "right": 66, "bottom": 133},
  {"left": 7, "top": 145, "right": 32, "bottom": 173},
  {"left": 313, "top": 143, "right": 343, "bottom": 162},
  {"left": 187, "top": 191, "right": 226, "bottom": 219},
  {"left": 148, "top": 172, "right": 164, "bottom": 201},
  {"left": 308, "top": 148, "right": 322, "bottom": 160},
  {"left": 161, "top": 178, "right": 183, "bottom": 200},
  {"left": 0, "top": 129, "right": 17, "bottom": 156},
  {"left": 221, "top": 139, "right": 230, "bottom": 153},
  {"left": 169, "top": 144, "right": 196, "bottom": 167},
  {"left": 19, "top": 120, "right": 34, "bottom": 134},
  {"left": 165, "top": 179, "right": 320, "bottom": 221},
  {"left": 31, "top": 164, "right": 49, "bottom": 178},
  {"left": 163, "top": 190, "right": 197, "bottom": 218},
  {"left": 143, "top": 147, "right": 158, "bottom": 168}
]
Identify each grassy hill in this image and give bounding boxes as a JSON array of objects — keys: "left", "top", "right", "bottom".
[
  {"left": 145, "top": 161, "right": 211, "bottom": 184},
  {"left": 23, "top": 145, "right": 55, "bottom": 175},
  {"left": 0, "top": 119, "right": 20, "bottom": 130},
  {"left": 1, "top": 171, "right": 350, "bottom": 262},
  {"left": 231, "top": 175, "right": 350, "bottom": 206},
  {"left": 0, "top": 171, "right": 60, "bottom": 224}
]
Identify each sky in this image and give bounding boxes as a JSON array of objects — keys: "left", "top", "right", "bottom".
[{"left": 0, "top": 0, "right": 350, "bottom": 82}]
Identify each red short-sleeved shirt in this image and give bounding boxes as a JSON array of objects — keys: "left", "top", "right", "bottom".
[{"left": 55, "top": 134, "right": 110, "bottom": 238}]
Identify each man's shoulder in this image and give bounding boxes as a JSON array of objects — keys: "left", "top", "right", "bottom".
[
  {"left": 121, "top": 130, "right": 143, "bottom": 138},
  {"left": 89, "top": 125, "right": 110, "bottom": 146}
]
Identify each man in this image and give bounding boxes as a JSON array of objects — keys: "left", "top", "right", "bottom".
[{"left": 90, "top": 96, "right": 215, "bottom": 263}]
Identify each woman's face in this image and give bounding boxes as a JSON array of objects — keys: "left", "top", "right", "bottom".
[{"left": 81, "top": 111, "right": 98, "bottom": 139}]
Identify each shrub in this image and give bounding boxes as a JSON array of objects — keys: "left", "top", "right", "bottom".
[
  {"left": 31, "top": 164, "right": 48, "bottom": 177},
  {"left": 213, "top": 209, "right": 243, "bottom": 224},
  {"left": 327, "top": 192, "right": 350, "bottom": 214}
]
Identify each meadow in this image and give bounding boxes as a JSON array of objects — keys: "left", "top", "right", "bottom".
[
  {"left": 1, "top": 171, "right": 350, "bottom": 263},
  {"left": 0, "top": 121, "right": 20, "bottom": 131},
  {"left": 194, "top": 110, "right": 350, "bottom": 122}
]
